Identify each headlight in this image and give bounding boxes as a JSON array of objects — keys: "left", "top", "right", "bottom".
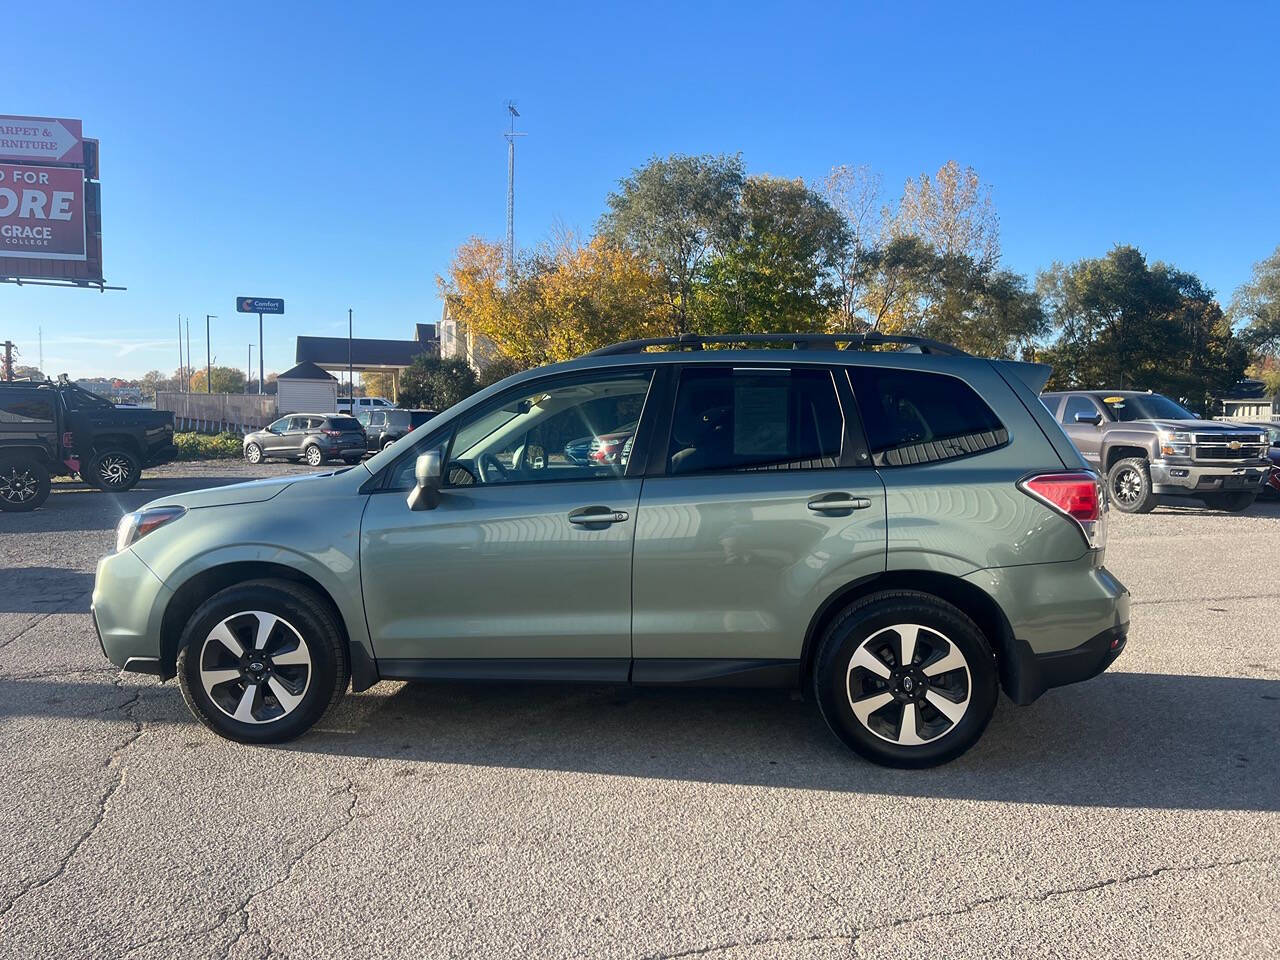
[
  {"left": 115, "top": 505, "right": 186, "bottom": 552},
  {"left": 1159, "top": 430, "right": 1190, "bottom": 456}
]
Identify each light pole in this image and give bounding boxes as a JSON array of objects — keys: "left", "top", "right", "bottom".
[
  {"left": 347, "top": 308, "right": 354, "bottom": 403},
  {"left": 247, "top": 344, "right": 253, "bottom": 394},
  {"left": 205, "top": 315, "right": 217, "bottom": 393}
]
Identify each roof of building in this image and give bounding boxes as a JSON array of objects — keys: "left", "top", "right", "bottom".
[
  {"left": 277, "top": 361, "right": 338, "bottom": 381},
  {"left": 295, "top": 324, "right": 440, "bottom": 370}
]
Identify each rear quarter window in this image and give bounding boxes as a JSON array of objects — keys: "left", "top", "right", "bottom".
[{"left": 849, "top": 367, "right": 1007, "bottom": 466}]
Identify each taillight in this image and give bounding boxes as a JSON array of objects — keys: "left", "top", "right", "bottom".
[
  {"left": 62, "top": 431, "right": 75, "bottom": 450},
  {"left": 323, "top": 429, "right": 342, "bottom": 437},
  {"left": 1019, "top": 471, "right": 1105, "bottom": 549}
]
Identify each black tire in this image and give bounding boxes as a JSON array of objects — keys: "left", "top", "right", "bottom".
[
  {"left": 88, "top": 448, "right": 142, "bottom": 492},
  {"left": 382, "top": 439, "right": 396, "bottom": 451},
  {"left": 1107, "top": 457, "right": 1155, "bottom": 514},
  {"left": 0, "top": 455, "right": 51, "bottom": 512},
  {"left": 1201, "top": 492, "right": 1256, "bottom": 513},
  {"left": 176, "top": 579, "right": 349, "bottom": 744},
  {"left": 244, "top": 441, "right": 263, "bottom": 464},
  {"left": 303, "top": 444, "right": 324, "bottom": 467},
  {"left": 812, "top": 590, "right": 999, "bottom": 768}
]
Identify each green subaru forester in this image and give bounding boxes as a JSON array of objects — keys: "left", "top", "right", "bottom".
[{"left": 92, "top": 333, "right": 1129, "bottom": 768}]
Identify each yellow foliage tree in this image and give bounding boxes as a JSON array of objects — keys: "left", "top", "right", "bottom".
[{"left": 438, "top": 234, "right": 666, "bottom": 368}]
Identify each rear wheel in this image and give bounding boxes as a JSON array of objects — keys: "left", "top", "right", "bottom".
[
  {"left": 303, "top": 444, "right": 324, "bottom": 467},
  {"left": 1201, "top": 491, "right": 1256, "bottom": 513},
  {"left": 177, "top": 580, "right": 349, "bottom": 744},
  {"left": 813, "top": 591, "right": 998, "bottom": 768},
  {"left": 88, "top": 448, "right": 142, "bottom": 492},
  {"left": 0, "top": 455, "right": 51, "bottom": 512},
  {"left": 1107, "top": 457, "right": 1155, "bottom": 514}
]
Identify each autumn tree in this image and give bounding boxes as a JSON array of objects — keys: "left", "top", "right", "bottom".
[
  {"left": 361, "top": 370, "right": 396, "bottom": 399},
  {"left": 821, "top": 164, "right": 884, "bottom": 330},
  {"left": 1232, "top": 246, "right": 1280, "bottom": 356},
  {"left": 598, "top": 153, "right": 745, "bottom": 332},
  {"left": 189, "top": 365, "right": 247, "bottom": 393},
  {"left": 890, "top": 160, "right": 1000, "bottom": 267}
]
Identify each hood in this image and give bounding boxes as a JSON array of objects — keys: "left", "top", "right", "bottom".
[
  {"left": 1138, "top": 419, "right": 1263, "bottom": 433},
  {"left": 143, "top": 472, "right": 322, "bottom": 511}
]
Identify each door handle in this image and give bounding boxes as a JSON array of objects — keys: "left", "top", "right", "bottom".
[
  {"left": 568, "top": 506, "right": 630, "bottom": 525},
  {"left": 807, "top": 494, "right": 872, "bottom": 513}
]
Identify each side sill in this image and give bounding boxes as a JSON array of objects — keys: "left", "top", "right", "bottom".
[
  {"left": 631, "top": 659, "right": 799, "bottom": 688},
  {"left": 377, "top": 658, "right": 631, "bottom": 684}
]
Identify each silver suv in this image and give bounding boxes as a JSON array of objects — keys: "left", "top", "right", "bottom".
[{"left": 93, "top": 334, "right": 1130, "bottom": 768}]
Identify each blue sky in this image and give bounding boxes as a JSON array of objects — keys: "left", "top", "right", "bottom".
[{"left": 6, "top": 0, "right": 1278, "bottom": 379}]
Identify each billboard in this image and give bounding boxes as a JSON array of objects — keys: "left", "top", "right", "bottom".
[
  {"left": 237, "top": 297, "right": 285, "bottom": 314},
  {"left": 0, "top": 163, "right": 86, "bottom": 260},
  {"left": 0, "top": 116, "right": 83, "bottom": 165}
]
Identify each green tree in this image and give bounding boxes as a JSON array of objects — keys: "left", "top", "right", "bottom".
[
  {"left": 477, "top": 354, "right": 524, "bottom": 390},
  {"left": 1231, "top": 245, "right": 1280, "bottom": 354},
  {"left": 1038, "top": 246, "right": 1246, "bottom": 407},
  {"left": 399, "top": 354, "right": 479, "bottom": 411},
  {"left": 598, "top": 153, "right": 746, "bottom": 332},
  {"left": 700, "top": 175, "right": 850, "bottom": 334}
]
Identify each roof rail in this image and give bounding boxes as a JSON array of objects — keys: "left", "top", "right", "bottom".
[{"left": 584, "top": 332, "right": 968, "bottom": 358}]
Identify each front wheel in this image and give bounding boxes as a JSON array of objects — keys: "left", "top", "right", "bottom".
[
  {"left": 303, "top": 444, "right": 324, "bottom": 467},
  {"left": 88, "top": 448, "right": 142, "bottom": 492},
  {"left": 1107, "top": 457, "right": 1155, "bottom": 514},
  {"left": 244, "top": 441, "right": 263, "bottom": 464},
  {"left": 813, "top": 591, "right": 998, "bottom": 768},
  {"left": 176, "top": 580, "right": 349, "bottom": 744},
  {"left": 0, "top": 455, "right": 51, "bottom": 512},
  {"left": 1201, "top": 491, "right": 1256, "bottom": 513}
]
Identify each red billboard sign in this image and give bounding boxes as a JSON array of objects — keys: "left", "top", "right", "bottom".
[
  {"left": 0, "top": 116, "right": 83, "bottom": 164},
  {"left": 0, "top": 163, "right": 86, "bottom": 260}
]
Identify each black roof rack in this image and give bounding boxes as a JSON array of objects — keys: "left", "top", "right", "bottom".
[{"left": 584, "top": 332, "right": 968, "bottom": 358}]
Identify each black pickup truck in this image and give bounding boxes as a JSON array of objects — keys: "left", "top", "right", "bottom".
[{"left": 0, "top": 380, "right": 176, "bottom": 511}]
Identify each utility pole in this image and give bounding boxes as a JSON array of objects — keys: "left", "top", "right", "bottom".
[
  {"left": 38, "top": 327, "right": 43, "bottom": 378},
  {"left": 2, "top": 340, "right": 15, "bottom": 381},
  {"left": 347, "top": 308, "right": 354, "bottom": 402},
  {"left": 503, "top": 101, "right": 526, "bottom": 280},
  {"left": 178, "top": 315, "right": 184, "bottom": 391},
  {"left": 247, "top": 344, "right": 253, "bottom": 394},
  {"left": 185, "top": 318, "right": 192, "bottom": 392},
  {"left": 205, "top": 314, "right": 217, "bottom": 393}
]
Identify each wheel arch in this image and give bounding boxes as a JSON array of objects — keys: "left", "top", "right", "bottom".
[
  {"left": 799, "top": 570, "right": 1016, "bottom": 697},
  {"left": 1103, "top": 444, "right": 1149, "bottom": 472},
  {"left": 158, "top": 560, "right": 376, "bottom": 691},
  {"left": 90, "top": 433, "right": 143, "bottom": 455}
]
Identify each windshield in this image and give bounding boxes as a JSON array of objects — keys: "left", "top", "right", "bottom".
[{"left": 1100, "top": 394, "right": 1196, "bottom": 422}]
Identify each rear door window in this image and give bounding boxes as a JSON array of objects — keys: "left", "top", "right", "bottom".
[
  {"left": 0, "top": 393, "right": 56, "bottom": 423},
  {"left": 848, "top": 367, "right": 1006, "bottom": 466},
  {"left": 667, "top": 367, "right": 844, "bottom": 474}
]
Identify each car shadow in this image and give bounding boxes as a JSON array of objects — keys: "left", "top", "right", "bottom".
[
  {"left": 282, "top": 669, "right": 1279, "bottom": 812},
  {"left": 0, "top": 567, "right": 95, "bottom": 612}
]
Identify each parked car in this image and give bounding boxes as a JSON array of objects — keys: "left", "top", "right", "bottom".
[
  {"left": 1041, "top": 390, "right": 1272, "bottom": 513},
  {"left": 242, "top": 414, "right": 367, "bottom": 467},
  {"left": 0, "top": 379, "right": 176, "bottom": 510},
  {"left": 360, "top": 408, "right": 439, "bottom": 452},
  {"left": 337, "top": 396, "right": 393, "bottom": 415},
  {"left": 1240, "top": 422, "right": 1280, "bottom": 498},
  {"left": 93, "top": 332, "right": 1129, "bottom": 768},
  {"left": 564, "top": 420, "right": 638, "bottom": 465}
]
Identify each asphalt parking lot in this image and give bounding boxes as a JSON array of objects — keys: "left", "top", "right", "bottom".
[{"left": 1, "top": 462, "right": 1277, "bottom": 959}]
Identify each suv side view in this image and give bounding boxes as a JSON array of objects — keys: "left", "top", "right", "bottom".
[
  {"left": 360, "top": 408, "right": 439, "bottom": 452},
  {"left": 93, "top": 333, "right": 1129, "bottom": 768},
  {"left": 1042, "top": 390, "right": 1272, "bottom": 513},
  {"left": 243, "top": 414, "right": 367, "bottom": 466}
]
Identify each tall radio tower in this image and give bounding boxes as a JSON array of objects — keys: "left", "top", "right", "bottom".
[{"left": 503, "top": 101, "right": 526, "bottom": 280}]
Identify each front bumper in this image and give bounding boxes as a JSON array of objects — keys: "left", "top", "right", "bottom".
[
  {"left": 1149, "top": 459, "right": 1270, "bottom": 495},
  {"left": 92, "top": 549, "right": 172, "bottom": 670}
]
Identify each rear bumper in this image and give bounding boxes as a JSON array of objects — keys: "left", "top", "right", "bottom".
[
  {"left": 1149, "top": 459, "right": 1270, "bottom": 495},
  {"left": 144, "top": 444, "right": 178, "bottom": 467},
  {"left": 1005, "top": 624, "right": 1128, "bottom": 705}
]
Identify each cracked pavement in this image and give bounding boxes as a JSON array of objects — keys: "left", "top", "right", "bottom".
[{"left": 1, "top": 463, "right": 1277, "bottom": 959}]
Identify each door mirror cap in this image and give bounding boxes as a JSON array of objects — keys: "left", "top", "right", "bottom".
[
  {"left": 407, "top": 450, "right": 442, "bottom": 511},
  {"left": 1074, "top": 412, "right": 1103, "bottom": 426}
]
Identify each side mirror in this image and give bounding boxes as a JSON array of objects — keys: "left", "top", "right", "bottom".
[
  {"left": 1075, "top": 412, "right": 1103, "bottom": 426},
  {"left": 407, "top": 450, "right": 442, "bottom": 511}
]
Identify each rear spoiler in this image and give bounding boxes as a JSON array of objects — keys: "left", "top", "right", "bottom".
[{"left": 993, "top": 360, "right": 1052, "bottom": 394}]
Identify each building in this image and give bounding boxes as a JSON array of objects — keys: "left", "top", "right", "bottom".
[
  {"left": 438, "top": 302, "right": 498, "bottom": 372},
  {"left": 276, "top": 361, "right": 339, "bottom": 415},
  {"left": 1218, "top": 377, "right": 1279, "bottom": 422},
  {"left": 294, "top": 324, "right": 439, "bottom": 402}
]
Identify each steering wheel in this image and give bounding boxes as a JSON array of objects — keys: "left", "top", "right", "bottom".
[{"left": 478, "top": 452, "right": 510, "bottom": 483}]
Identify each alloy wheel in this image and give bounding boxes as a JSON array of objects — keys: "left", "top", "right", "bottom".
[
  {"left": 97, "top": 454, "right": 133, "bottom": 487},
  {"left": 198, "top": 611, "right": 312, "bottom": 724},
  {"left": 0, "top": 466, "right": 37, "bottom": 504},
  {"left": 245, "top": 443, "right": 262, "bottom": 464},
  {"left": 305, "top": 446, "right": 323, "bottom": 466},
  {"left": 845, "top": 624, "right": 972, "bottom": 746},
  {"left": 1111, "top": 467, "right": 1143, "bottom": 506}
]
